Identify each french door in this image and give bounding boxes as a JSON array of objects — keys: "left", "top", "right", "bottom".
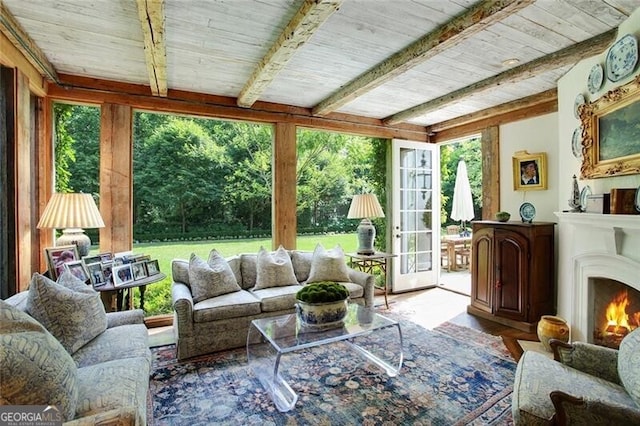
[{"left": 391, "top": 139, "right": 440, "bottom": 292}]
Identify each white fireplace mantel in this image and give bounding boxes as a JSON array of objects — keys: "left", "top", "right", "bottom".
[{"left": 555, "top": 212, "right": 640, "bottom": 342}]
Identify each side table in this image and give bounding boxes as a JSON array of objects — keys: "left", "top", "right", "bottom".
[
  {"left": 94, "top": 272, "right": 166, "bottom": 312},
  {"left": 346, "top": 252, "right": 396, "bottom": 309}
]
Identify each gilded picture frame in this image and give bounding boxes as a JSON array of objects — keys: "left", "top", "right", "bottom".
[
  {"left": 512, "top": 151, "right": 547, "bottom": 191},
  {"left": 579, "top": 75, "right": 640, "bottom": 178}
]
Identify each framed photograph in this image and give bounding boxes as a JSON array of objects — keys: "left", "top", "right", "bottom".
[
  {"left": 82, "top": 255, "right": 102, "bottom": 266},
  {"left": 98, "top": 252, "right": 113, "bottom": 263},
  {"left": 131, "top": 261, "right": 148, "bottom": 280},
  {"left": 64, "top": 260, "right": 89, "bottom": 282},
  {"left": 45, "top": 245, "right": 80, "bottom": 280},
  {"left": 512, "top": 151, "right": 547, "bottom": 191},
  {"left": 145, "top": 259, "right": 160, "bottom": 276},
  {"left": 101, "top": 262, "right": 114, "bottom": 284},
  {"left": 579, "top": 76, "right": 640, "bottom": 178},
  {"left": 86, "top": 262, "right": 106, "bottom": 287},
  {"left": 112, "top": 264, "right": 134, "bottom": 287}
]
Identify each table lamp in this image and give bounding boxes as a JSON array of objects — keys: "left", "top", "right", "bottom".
[
  {"left": 37, "top": 193, "right": 105, "bottom": 257},
  {"left": 347, "top": 193, "right": 385, "bottom": 255}
]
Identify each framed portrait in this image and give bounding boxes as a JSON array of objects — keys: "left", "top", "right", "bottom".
[
  {"left": 145, "top": 259, "right": 160, "bottom": 276},
  {"left": 86, "top": 262, "right": 106, "bottom": 287},
  {"left": 512, "top": 151, "right": 547, "bottom": 191},
  {"left": 64, "top": 260, "right": 89, "bottom": 282},
  {"left": 101, "top": 262, "right": 114, "bottom": 284},
  {"left": 132, "top": 261, "right": 148, "bottom": 280},
  {"left": 82, "top": 255, "right": 102, "bottom": 266},
  {"left": 45, "top": 245, "right": 80, "bottom": 280},
  {"left": 112, "top": 264, "right": 134, "bottom": 287},
  {"left": 98, "top": 252, "right": 113, "bottom": 263},
  {"left": 579, "top": 76, "right": 640, "bottom": 178}
]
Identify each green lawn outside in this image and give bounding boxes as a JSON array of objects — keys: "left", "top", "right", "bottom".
[{"left": 127, "top": 233, "right": 358, "bottom": 316}]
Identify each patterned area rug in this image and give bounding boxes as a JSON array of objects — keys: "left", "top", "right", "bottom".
[{"left": 148, "top": 319, "right": 516, "bottom": 425}]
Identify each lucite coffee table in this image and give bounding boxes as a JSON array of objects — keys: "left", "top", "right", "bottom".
[{"left": 246, "top": 303, "right": 403, "bottom": 412}]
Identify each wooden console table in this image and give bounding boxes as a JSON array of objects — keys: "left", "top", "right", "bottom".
[
  {"left": 95, "top": 272, "right": 166, "bottom": 312},
  {"left": 346, "top": 252, "right": 396, "bottom": 309}
]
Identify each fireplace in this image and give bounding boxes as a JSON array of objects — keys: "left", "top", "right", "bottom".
[
  {"left": 591, "top": 278, "right": 640, "bottom": 349},
  {"left": 555, "top": 213, "right": 640, "bottom": 344}
]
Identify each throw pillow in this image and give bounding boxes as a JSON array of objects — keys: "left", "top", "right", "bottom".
[
  {"left": 26, "top": 272, "right": 108, "bottom": 355},
  {"left": 291, "top": 250, "right": 313, "bottom": 283},
  {"left": 189, "top": 252, "right": 241, "bottom": 303},
  {"left": 254, "top": 246, "right": 298, "bottom": 290},
  {"left": 618, "top": 327, "right": 640, "bottom": 406},
  {"left": 307, "top": 243, "right": 351, "bottom": 283},
  {"left": 0, "top": 300, "right": 78, "bottom": 421}
]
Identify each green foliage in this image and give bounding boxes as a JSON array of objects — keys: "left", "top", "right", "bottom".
[
  {"left": 296, "top": 281, "right": 349, "bottom": 303},
  {"left": 53, "top": 104, "right": 75, "bottom": 192}
]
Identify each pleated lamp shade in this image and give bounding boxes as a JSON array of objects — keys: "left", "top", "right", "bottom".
[
  {"left": 347, "top": 193, "right": 385, "bottom": 219},
  {"left": 37, "top": 193, "right": 105, "bottom": 257}
]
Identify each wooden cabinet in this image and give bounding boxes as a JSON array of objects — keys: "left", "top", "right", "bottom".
[{"left": 467, "top": 221, "right": 555, "bottom": 332}]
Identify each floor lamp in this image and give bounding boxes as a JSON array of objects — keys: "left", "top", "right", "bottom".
[
  {"left": 37, "top": 193, "right": 105, "bottom": 257},
  {"left": 347, "top": 193, "right": 385, "bottom": 255}
]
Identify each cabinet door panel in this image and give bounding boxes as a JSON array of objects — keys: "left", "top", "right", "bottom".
[
  {"left": 494, "top": 230, "right": 529, "bottom": 321},
  {"left": 470, "top": 228, "right": 493, "bottom": 313}
]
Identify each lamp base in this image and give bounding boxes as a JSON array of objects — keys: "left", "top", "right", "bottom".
[
  {"left": 56, "top": 228, "right": 91, "bottom": 257},
  {"left": 356, "top": 219, "right": 376, "bottom": 255}
]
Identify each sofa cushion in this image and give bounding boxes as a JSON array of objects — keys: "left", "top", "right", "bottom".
[
  {"left": 255, "top": 246, "right": 298, "bottom": 290},
  {"left": 512, "top": 350, "right": 635, "bottom": 425},
  {"left": 225, "top": 255, "right": 243, "bottom": 287},
  {"left": 72, "top": 323, "right": 151, "bottom": 368},
  {"left": 172, "top": 259, "right": 190, "bottom": 286},
  {"left": 251, "top": 284, "right": 304, "bottom": 312},
  {"left": 307, "top": 243, "right": 351, "bottom": 283},
  {"left": 240, "top": 253, "right": 258, "bottom": 289},
  {"left": 27, "top": 272, "right": 107, "bottom": 355},
  {"left": 75, "top": 356, "right": 150, "bottom": 425},
  {"left": 189, "top": 252, "right": 241, "bottom": 303},
  {"left": 618, "top": 327, "right": 640, "bottom": 406},
  {"left": 341, "top": 281, "right": 365, "bottom": 300},
  {"left": 291, "top": 250, "right": 313, "bottom": 282},
  {"left": 192, "top": 289, "right": 262, "bottom": 323},
  {"left": 0, "top": 300, "right": 78, "bottom": 421}
]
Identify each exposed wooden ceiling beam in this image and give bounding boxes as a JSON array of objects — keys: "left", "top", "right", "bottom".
[
  {"left": 237, "top": 0, "right": 342, "bottom": 108},
  {"left": 429, "top": 88, "right": 557, "bottom": 133},
  {"left": 0, "top": 2, "right": 58, "bottom": 82},
  {"left": 312, "top": 0, "right": 534, "bottom": 116},
  {"left": 136, "top": 0, "right": 167, "bottom": 97},
  {"left": 384, "top": 29, "right": 617, "bottom": 125}
]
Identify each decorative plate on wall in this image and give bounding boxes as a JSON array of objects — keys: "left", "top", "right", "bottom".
[
  {"left": 572, "top": 127, "right": 583, "bottom": 159},
  {"left": 574, "top": 93, "right": 586, "bottom": 118},
  {"left": 606, "top": 34, "right": 638, "bottom": 82},
  {"left": 587, "top": 63, "right": 604, "bottom": 94},
  {"left": 519, "top": 202, "right": 536, "bottom": 223}
]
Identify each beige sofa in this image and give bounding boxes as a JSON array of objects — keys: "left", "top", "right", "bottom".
[
  {"left": 2, "top": 274, "right": 151, "bottom": 425},
  {"left": 171, "top": 248, "right": 375, "bottom": 360}
]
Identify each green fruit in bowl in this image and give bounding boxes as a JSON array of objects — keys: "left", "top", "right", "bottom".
[{"left": 495, "top": 211, "right": 511, "bottom": 222}]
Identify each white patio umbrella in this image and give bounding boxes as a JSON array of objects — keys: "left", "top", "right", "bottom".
[{"left": 450, "top": 160, "right": 475, "bottom": 235}]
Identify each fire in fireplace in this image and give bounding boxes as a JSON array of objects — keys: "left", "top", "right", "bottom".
[{"left": 593, "top": 279, "right": 640, "bottom": 349}]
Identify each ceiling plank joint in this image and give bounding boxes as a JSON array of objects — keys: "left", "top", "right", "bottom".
[
  {"left": 384, "top": 29, "right": 617, "bottom": 125},
  {"left": 237, "top": 0, "right": 342, "bottom": 108},
  {"left": 136, "top": 0, "right": 167, "bottom": 97},
  {"left": 311, "top": 0, "right": 535, "bottom": 116}
]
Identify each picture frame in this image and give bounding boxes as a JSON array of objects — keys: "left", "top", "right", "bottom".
[
  {"left": 45, "top": 245, "right": 80, "bottom": 280},
  {"left": 131, "top": 261, "right": 148, "bottom": 280},
  {"left": 145, "top": 259, "right": 160, "bottom": 276},
  {"left": 86, "top": 262, "right": 106, "bottom": 287},
  {"left": 101, "top": 262, "right": 114, "bottom": 284},
  {"left": 579, "top": 76, "right": 640, "bottom": 179},
  {"left": 64, "top": 260, "right": 89, "bottom": 282},
  {"left": 82, "top": 255, "right": 102, "bottom": 266},
  {"left": 98, "top": 252, "right": 113, "bottom": 263},
  {"left": 512, "top": 151, "right": 547, "bottom": 191},
  {"left": 112, "top": 264, "right": 134, "bottom": 287}
]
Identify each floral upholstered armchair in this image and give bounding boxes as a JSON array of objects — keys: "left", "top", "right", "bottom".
[{"left": 512, "top": 327, "right": 640, "bottom": 425}]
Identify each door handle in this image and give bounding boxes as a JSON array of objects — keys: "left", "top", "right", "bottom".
[{"left": 395, "top": 234, "right": 401, "bottom": 238}]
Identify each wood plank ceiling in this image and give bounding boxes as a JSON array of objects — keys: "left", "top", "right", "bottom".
[{"left": 1, "top": 0, "right": 638, "bottom": 133}]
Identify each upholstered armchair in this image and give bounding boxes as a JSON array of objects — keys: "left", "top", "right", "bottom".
[{"left": 512, "top": 327, "right": 640, "bottom": 425}]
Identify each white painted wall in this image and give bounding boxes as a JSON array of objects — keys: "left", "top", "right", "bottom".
[{"left": 499, "top": 113, "right": 559, "bottom": 222}]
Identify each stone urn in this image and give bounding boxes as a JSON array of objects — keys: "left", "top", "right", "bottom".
[
  {"left": 295, "top": 282, "right": 349, "bottom": 330},
  {"left": 537, "top": 315, "right": 570, "bottom": 352}
]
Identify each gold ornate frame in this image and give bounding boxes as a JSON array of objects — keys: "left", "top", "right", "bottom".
[
  {"left": 579, "top": 75, "right": 640, "bottom": 179},
  {"left": 512, "top": 150, "right": 547, "bottom": 191}
]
